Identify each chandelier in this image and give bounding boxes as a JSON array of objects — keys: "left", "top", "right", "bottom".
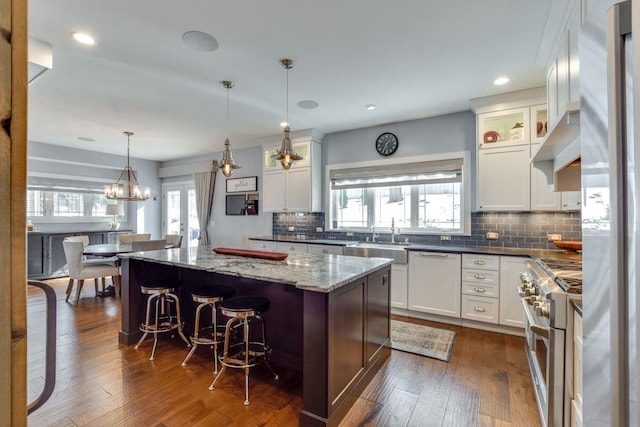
[
  {"left": 271, "top": 58, "right": 303, "bottom": 170},
  {"left": 104, "top": 131, "right": 150, "bottom": 201},
  {"left": 219, "top": 80, "right": 241, "bottom": 177}
]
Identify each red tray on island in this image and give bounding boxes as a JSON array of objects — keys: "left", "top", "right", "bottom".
[{"left": 213, "top": 247, "right": 289, "bottom": 260}]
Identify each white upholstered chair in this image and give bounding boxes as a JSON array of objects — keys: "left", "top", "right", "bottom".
[
  {"left": 132, "top": 239, "right": 167, "bottom": 251},
  {"left": 64, "top": 235, "right": 117, "bottom": 267},
  {"left": 119, "top": 233, "right": 151, "bottom": 243},
  {"left": 164, "top": 234, "right": 183, "bottom": 248},
  {"left": 63, "top": 241, "right": 121, "bottom": 306}
]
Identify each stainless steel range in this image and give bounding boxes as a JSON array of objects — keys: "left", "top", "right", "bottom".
[{"left": 519, "top": 258, "right": 582, "bottom": 427}]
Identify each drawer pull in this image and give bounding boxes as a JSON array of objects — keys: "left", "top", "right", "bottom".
[
  {"left": 473, "top": 287, "right": 486, "bottom": 293},
  {"left": 322, "top": 249, "right": 328, "bottom": 254},
  {"left": 419, "top": 253, "right": 448, "bottom": 258},
  {"left": 474, "top": 307, "right": 487, "bottom": 313},
  {"left": 473, "top": 274, "right": 486, "bottom": 280},
  {"left": 474, "top": 260, "right": 486, "bottom": 265}
]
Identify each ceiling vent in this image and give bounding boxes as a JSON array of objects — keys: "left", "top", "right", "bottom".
[{"left": 28, "top": 37, "right": 52, "bottom": 84}]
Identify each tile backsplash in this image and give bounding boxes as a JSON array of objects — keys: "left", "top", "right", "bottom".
[{"left": 273, "top": 211, "right": 581, "bottom": 250}]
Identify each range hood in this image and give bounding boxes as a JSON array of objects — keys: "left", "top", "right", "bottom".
[
  {"left": 531, "top": 101, "right": 581, "bottom": 191},
  {"left": 28, "top": 37, "right": 52, "bottom": 84}
]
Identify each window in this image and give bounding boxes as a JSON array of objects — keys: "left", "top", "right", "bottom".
[
  {"left": 27, "top": 176, "right": 125, "bottom": 222},
  {"left": 328, "top": 155, "right": 470, "bottom": 234}
]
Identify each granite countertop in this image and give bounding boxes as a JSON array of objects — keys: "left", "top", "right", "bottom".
[
  {"left": 122, "top": 246, "right": 392, "bottom": 293},
  {"left": 249, "top": 236, "right": 581, "bottom": 262}
]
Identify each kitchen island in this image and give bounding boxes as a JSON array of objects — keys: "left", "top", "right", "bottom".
[{"left": 118, "top": 246, "right": 393, "bottom": 427}]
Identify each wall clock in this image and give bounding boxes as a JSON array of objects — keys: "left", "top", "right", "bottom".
[{"left": 375, "top": 132, "right": 398, "bottom": 156}]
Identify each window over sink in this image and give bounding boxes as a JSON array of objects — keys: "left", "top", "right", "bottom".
[{"left": 327, "top": 153, "right": 471, "bottom": 234}]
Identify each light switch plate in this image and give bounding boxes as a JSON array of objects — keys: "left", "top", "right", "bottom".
[
  {"left": 316, "top": 227, "right": 323, "bottom": 232},
  {"left": 440, "top": 235, "right": 451, "bottom": 241},
  {"left": 548, "top": 233, "right": 562, "bottom": 241},
  {"left": 486, "top": 232, "right": 499, "bottom": 240},
  {"left": 288, "top": 226, "right": 295, "bottom": 231}
]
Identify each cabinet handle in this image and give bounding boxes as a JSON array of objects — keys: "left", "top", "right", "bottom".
[
  {"left": 418, "top": 253, "right": 448, "bottom": 258},
  {"left": 473, "top": 287, "right": 486, "bottom": 293},
  {"left": 474, "top": 307, "right": 487, "bottom": 313},
  {"left": 474, "top": 260, "right": 486, "bottom": 265},
  {"left": 382, "top": 276, "right": 388, "bottom": 286},
  {"left": 322, "top": 249, "right": 328, "bottom": 254},
  {"left": 473, "top": 274, "right": 486, "bottom": 280}
]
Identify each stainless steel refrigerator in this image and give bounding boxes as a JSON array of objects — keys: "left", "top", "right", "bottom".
[{"left": 581, "top": 0, "right": 638, "bottom": 425}]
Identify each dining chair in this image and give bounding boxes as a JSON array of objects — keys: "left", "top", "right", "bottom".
[
  {"left": 62, "top": 241, "right": 121, "bottom": 306},
  {"left": 64, "top": 235, "right": 118, "bottom": 267},
  {"left": 119, "top": 233, "right": 151, "bottom": 243},
  {"left": 132, "top": 239, "right": 167, "bottom": 251},
  {"left": 164, "top": 234, "right": 183, "bottom": 248}
]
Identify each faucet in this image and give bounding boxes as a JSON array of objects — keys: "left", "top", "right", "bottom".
[
  {"left": 370, "top": 226, "right": 378, "bottom": 242},
  {"left": 390, "top": 217, "right": 396, "bottom": 244}
]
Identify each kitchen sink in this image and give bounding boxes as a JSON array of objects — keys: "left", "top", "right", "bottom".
[{"left": 343, "top": 242, "right": 409, "bottom": 264}]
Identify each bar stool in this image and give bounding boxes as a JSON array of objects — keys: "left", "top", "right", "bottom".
[
  {"left": 209, "top": 295, "right": 279, "bottom": 405},
  {"left": 181, "top": 285, "right": 236, "bottom": 373},
  {"left": 135, "top": 282, "right": 191, "bottom": 360}
]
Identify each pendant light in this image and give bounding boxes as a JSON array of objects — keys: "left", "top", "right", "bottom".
[
  {"left": 271, "top": 58, "right": 303, "bottom": 170},
  {"left": 104, "top": 131, "right": 150, "bottom": 201},
  {"left": 219, "top": 80, "right": 241, "bottom": 177}
]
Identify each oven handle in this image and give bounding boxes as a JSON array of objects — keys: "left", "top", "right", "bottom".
[{"left": 520, "top": 298, "right": 550, "bottom": 338}]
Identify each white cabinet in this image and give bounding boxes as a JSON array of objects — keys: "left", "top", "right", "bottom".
[
  {"left": 562, "top": 191, "right": 581, "bottom": 211},
  {"left": 262, "top": 133, "right": 323, "bottom": 212},
  {"left": 498, "top": 256, "right": 526, "bottom": 328},
  {"left": 477, "top": 144, "right": 531, "bottom": 211},
  {"left": 477, "top": 107, "right": 530, "bottom": 148},
  {"left": 249, "top": 240, "right": 278, "bottom": 251},
  {"left": 390, "top": 263, "right": 408, "bottom": 309},
  {"left": 408, "top": 252, "right": 461, "bottom": 318},
  {"left": 276, "top": 241, "right": 308, "bottom": 253},
  {"left": 461, "top": 254, "right": 499, "bottom": 324},
  {"left": 307, "top": 244, "right": 343, "bottom": 255}
]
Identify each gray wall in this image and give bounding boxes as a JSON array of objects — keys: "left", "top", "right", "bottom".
[
  {"left": 161, "top": 145, "right": 271, "bottom": 247},
  {"left": 28, "top": 141, "right": 162, "bottom": 236}
]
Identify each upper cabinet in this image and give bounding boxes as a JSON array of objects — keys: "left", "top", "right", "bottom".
[
  {"left": 262, "top": 129, "right": 324, "bottom": 212},
  {"left": 478, "top": 107, "right": 530, "bottom": 149}
]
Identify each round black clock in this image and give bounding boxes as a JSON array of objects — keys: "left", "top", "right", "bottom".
[{"left": 375, "top": 132, "right": 399, "bottom": 156}]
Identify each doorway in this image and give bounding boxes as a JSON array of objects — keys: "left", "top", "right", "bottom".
[{"left": 162, "top": 183, "right": 199, "bottom": 247}]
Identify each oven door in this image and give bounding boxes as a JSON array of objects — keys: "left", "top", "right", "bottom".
[{"left": 520, "top": 297, "right": 565, "bottom": 427}]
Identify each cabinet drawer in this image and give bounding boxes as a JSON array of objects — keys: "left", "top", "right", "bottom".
[
  {"left": 462, "top": 268, "right": 499, "bottom": 285},
  {"left": 307, "top": 244, "right": 343, "bottom": 255},
  {"left": 462, "top": 282, "right": 499, "bottom": 299},
  {"left": 276, "top": 242, "right": 308, "bottom": 253},
  {"left": 461, "top": 295, "right": 499, "bottom": 324},
  {"left": 249, "top": 241, "right": 278, "bottom": 251},
  {"left": 462, "top": 254, "right": 499, "bottom": 270}
]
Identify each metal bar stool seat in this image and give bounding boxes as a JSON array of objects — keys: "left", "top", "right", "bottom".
[
  {"left": 181, "top": 285, "right": 236, "bottom": 373},
  {"left": 209, "top": 295, "right": 279, "bottom": 405},
  {"left": 135, "top": 281, "right": 191, "bottom": 360}
]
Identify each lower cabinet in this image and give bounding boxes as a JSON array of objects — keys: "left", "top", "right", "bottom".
[
  {"left": 408, "top": 252, "right": 461, "bottom": 318},
  {"left": 461, "top": 254, "right": 500, "bottom": 324},
  {"left": 276, "top": 242, "right": 308, "bottom": 253},
  {"left": 390, "top": 263, "right": 408, "bottom": 309},
  {"left": 499, "top": 256, "right": 527, "bottom": 328},
  {"left": 307, "top": 244, "right": 343, "bottom": 255}
]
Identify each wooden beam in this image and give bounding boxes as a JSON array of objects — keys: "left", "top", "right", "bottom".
[{"left": 0, "top": 0, "right": 28, "bottom": 425}]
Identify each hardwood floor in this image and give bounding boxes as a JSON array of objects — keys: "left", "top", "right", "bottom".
[{"left": 26, "top": 278, "right": 540, "bottom": 426}]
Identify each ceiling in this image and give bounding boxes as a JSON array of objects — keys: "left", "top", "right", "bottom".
[{"left": 28, "top": 0, "right": 551, "bottom": 162}]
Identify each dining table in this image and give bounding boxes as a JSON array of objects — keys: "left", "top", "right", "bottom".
[{"left": 83, "top": 243, "right": 174, "bottom": 297}]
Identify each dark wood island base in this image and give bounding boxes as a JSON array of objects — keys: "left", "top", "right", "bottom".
[{"left": 118, "top": 253, "right": 392, "bottom": 427}]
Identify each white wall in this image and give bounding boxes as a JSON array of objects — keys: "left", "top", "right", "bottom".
[{"left": 27, "top": 141, "right": 162, "bottom": 236}]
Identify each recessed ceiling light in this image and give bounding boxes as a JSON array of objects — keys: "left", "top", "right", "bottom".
[
  {"left": 71, "top": 32, "right": 96, "bottom": 46},
  {"left": 182, "top": 31, "right": 219, "bottom": 52},
  {"left": 297, "top": 100, "right": 319, "bottom": 109},
  {"left": 280, "top": 121, "right": 288, "bottom": 128},
  {"left": 77, "top": 136, "right": 96, "bottom": 142},
  {"left": 494, "top": 76, "right": 509, "bottom": 85},
  {"left": 365, "top": 104, "right": 376, "bottom": 111}
]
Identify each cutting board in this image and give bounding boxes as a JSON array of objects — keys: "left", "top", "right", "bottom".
[{"left": 213, "top": 247, "right": 289, "bottom": 261}]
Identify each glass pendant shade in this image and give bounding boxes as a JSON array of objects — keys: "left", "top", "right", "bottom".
[
  {"left": 219, "top": 80, "right": 240, "bottom": 177},
  {"left": 220, "top": 138, "right": 240, "bottom": 177},
  {"left": 104, "top": 132, "right": 150, "bottom": 201},
  {"left": 271, "top": 58, "right": 303, "bottom": 170}
]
